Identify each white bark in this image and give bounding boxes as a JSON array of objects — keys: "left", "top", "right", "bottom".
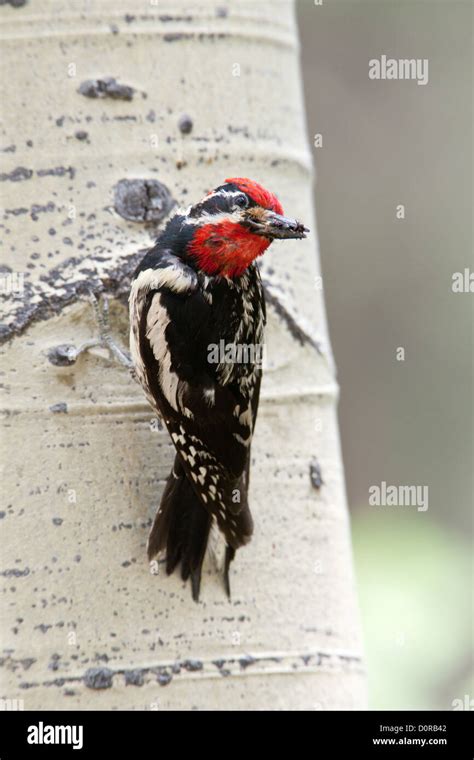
[{"left": 0, "top": 0, "right": 366, "bottom": 709}]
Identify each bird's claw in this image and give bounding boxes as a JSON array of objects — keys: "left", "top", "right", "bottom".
[{"left": 48, "top": 291, "right": 133, "bottom": 371}]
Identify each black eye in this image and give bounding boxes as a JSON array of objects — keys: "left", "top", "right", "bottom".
[{"left": 234, "top": 193, "right": 248, "bottom": 209}]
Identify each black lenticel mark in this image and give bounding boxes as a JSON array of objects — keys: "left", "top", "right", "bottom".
[
  {"left": 310, "top": 459, "right": 323, "bottom": 490},
  {"left": 78, "top": 77, "right": 134, "bottom": 101}
]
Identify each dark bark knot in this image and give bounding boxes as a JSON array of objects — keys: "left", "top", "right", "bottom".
[{"left": 113, "top": 179, "right": 175, "bottom": 224}]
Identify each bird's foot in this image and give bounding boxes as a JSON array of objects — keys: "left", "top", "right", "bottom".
[
  {"left": 87, "top": 292, "right": 133, "bottom": 369},
  {"left": 47, "top": 292, "right": 134, "bottom": 373}
]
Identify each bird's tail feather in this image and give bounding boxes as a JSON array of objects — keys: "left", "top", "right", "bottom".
[{"left": 147, "top": 456, "right": 232, "bottom": 601}]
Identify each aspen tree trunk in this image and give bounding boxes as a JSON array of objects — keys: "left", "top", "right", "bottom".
[{"left": 0, "top": 0, "right": 366, "bottom": 709}]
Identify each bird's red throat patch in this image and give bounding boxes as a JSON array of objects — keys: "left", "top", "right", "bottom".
[{"left": 189, "top": 221, "right": 270, "bottom": 278}]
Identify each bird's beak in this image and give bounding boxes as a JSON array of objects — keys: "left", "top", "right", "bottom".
[{"left": 246, "top": 209, "right": 309, "bottom": 240}]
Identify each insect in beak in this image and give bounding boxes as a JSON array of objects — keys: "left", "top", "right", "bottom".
[{"left": 245, "top": 208, "right": 309, "bottom": 240}]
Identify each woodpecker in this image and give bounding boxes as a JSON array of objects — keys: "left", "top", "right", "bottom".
[{"left": 129, "top": 178, "right": 308, "bottom": 600}]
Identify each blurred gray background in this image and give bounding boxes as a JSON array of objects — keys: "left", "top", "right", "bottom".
[{"left": 297, "top": 0, "right": 472, "bottom": 709}]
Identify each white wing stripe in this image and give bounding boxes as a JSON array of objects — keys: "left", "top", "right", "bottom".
[{"left": 146, "top": 293, "right": 180, "bottom": 412}]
